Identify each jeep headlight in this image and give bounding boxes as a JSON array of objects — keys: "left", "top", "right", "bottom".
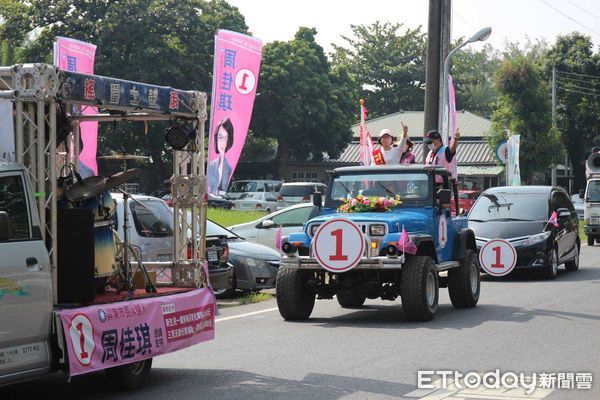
[
  {"left": 309, "top": 224, "right": 320, "bottom": 236},
  {"left": 369, "top": 224, "right": 386, "bottom": 236},
  {"left": 523, "top": 231, "right": 551, "bottom": 246}
]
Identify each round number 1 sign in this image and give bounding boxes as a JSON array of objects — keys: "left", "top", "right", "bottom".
[
  {"left": 313, "top": 218, "right": 365, "bottom": 273},
  {"left": 479, "top": 239, "right": 517, "bottom": 277}
]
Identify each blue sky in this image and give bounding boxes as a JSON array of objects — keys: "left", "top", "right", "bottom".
[{"left": 227, "top": 0, "right": 600, "bottom": 54}]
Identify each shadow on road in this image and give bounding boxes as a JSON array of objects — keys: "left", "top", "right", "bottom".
[
  {"left": 0, "top": 368, "right": 414, "bottom": 400},
  {"left": 480, "top": 265, "right": 600, "bottom": 283}
]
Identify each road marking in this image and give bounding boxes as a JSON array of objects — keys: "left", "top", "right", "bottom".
[
  {"left": 404, "top": 379, "right": 554, "bottom": 400},
  {"left": 215, "top": 307, "right": 279, "bottom": 322}
]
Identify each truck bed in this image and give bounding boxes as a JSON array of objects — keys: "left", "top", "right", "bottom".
[{"left": 55, "top": 286, "right": 198, "bottom": 308}]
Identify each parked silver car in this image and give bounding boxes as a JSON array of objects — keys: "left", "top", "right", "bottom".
[
  {"left": 226, "top": 179, "right": 282, "bottom": 200},
  {"left": 228, "top": 203, "right": 320, "bottom": 250},
  {"left": 276, "top": 182, "right": 327, "bottom": 209},
  {"left": 233, "top": 191, "right": 278, "bottom": 212}
]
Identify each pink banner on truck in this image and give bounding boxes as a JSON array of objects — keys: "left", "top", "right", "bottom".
[
  {"left": 53, "top": 36, "right": 98, "bottom": 178},
  {"left": 58, "top": 288, "right": 215, "bottom": 377},
  {"left": 207, "top": 30, "right": 262, "bottom": 195}
]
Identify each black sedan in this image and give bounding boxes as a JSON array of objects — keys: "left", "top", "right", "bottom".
[
  {"left": 207, "top": 219, "right": 280, "bottom": 298},
  {"left": 468, "top": 186, "right": 580, "bottom": 279}
]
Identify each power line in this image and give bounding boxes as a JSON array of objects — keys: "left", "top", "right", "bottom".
[
  {"left": 558, "top": 79, "right": 600, "bottom": 92},
  {"left": 561, "top": 86, "right": 600, "bottom": 97},
  {"left": 564, "top": 0, "right": 600, "bottom": 21},
  {"left": 557, "top": 72, "right": 600, "bottom": 86},
  {"left": 453, "top": 10, "right": 477, "bottom": 32},
  {"left": 557, "top": 69, "right": 600, "bottom": 80},
  {"left": 540, "top": 0, "right": 600, "bottom": 37}
]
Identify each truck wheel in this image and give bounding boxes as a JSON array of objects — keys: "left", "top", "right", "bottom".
[
  {"left": 276, "top": 267, "right": 315, "bottom": 320},
  {"left": 105, "top": 358, "right": 152, "bottom": 390},
  {"left": 448, "top": 249, "right": 480, "bottom": 308},
  {"left": 543, "top": 247, "right": 559, "bottom": 279},
  {"left": 588, "top": 236, "right": 594, "bottom": 246},
  {"left": 565, "top": 243, "right": 579, "bottom": 271},
  {"left": 400, "top": 256, "right": 438, "bottom": 322},
  {"left": 336, "top": 290, "right": 366, "bottom": 308}
]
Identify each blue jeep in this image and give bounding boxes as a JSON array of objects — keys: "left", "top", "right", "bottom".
[{"left": 277, "top": 165, "right": 480, "bottom": 322}]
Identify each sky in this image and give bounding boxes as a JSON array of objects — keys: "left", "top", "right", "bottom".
[{"left": 226, "top": 0, "right": 600, "bottom": 54}]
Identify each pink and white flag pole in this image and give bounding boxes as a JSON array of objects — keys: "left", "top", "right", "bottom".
[{"left": 358, "top": 99, "right": 374, "bottom": 166}]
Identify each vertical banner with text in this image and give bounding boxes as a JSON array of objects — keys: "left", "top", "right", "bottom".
[
  {"left": 207, "top": 30, "right": 262, "bottom": 195},
  {"left": 447, "top": 75, "right": 458, "bottom": 179},
  {"left": 507, "top": 135, "right": 521, "bottom": 186},
  {"left": 54, "top": 36, "right": 98, "bottom": 177}
]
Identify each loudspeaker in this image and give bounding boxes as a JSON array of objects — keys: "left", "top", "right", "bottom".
[{"left": 57, "top": 208, "right": 95, "bottom": 303}]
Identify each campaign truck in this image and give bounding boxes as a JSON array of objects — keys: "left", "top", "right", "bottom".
[
  {"left": 584, "top": 152, "right": 600, "bottom": 246},
  {"left": 277, "top": 165, "right": 480, "bottom": 322},
  {"left": 0, "top": 64, "right": 214, "bottom": 389}
]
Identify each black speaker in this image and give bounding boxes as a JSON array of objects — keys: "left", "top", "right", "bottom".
[{"left": 57, "top": 208, "right": 95, "bottom": 303}]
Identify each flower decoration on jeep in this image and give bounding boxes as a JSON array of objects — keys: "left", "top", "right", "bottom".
[{"left": 337, "top": 194, "right": 402, "bottom": 213}]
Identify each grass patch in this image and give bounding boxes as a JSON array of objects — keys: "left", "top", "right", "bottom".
[
  {"left": 238, "top": 292, "right": 274, "bottom": 305},
  {"left": 208, "top": 209, "right": 266, "bottom": 227},
  {"left": 579, "top": 222, "right": 587, "bottom": 242}
]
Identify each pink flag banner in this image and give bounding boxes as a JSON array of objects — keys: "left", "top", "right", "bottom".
[
  {"left": 54, "top": 37, "right": 98, "bottom": 177},
  {"left": 207, "top": 30, "right": 263, "bottom": 195},
  {"left": 398, "top": 226, "right": 417, "bottom": 255},
  {"left": 58, "top": 288, "right": 215, "bottom": 377},
  {"left": 548, "top": 211, "right": 559, "bottom": 228},
  {"left": 275, "top": 226, "right": 282, "bottom": 251},
  {"left": 447, "top": 75, "right": 458, "bottom": 179},
  {"left": 358, "top": 101, "right": 374, "bottom": 166}
]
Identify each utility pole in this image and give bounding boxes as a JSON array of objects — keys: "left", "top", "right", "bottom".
[
  {"left": 551, "top": 65, "right": 557, "bottom": 186},
  {"left": 423, "top": 0, "right": 442, "bottom": 162},
  {"left": 439, "top": 0, "right": 452, "bottom": 141}
]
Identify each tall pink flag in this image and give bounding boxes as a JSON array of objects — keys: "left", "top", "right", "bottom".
[
  {"left": 447, "top": 75, "right": 458, "bottom": 180},
  {"left": 207, "top": 30, "right": 263, "bottom": 195},
  {"left": 358, "top": 100, "right": 374, "bottom": 166},
  {"left": 54, "top": 37, "right": 98, "bottom": 177}
]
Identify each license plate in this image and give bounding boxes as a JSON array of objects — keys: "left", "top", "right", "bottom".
[
  {"left": 208, "top": 250, "right": 218, "bottom": 262},
  {"left": 157, "top": 254, "right": 171, "bottom": 262},
  {"left": 591, "top": 218, "right": 600, "bottom": 225}
]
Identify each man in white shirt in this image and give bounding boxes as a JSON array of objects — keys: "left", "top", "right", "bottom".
[{"left": 373, "top": 123, "right": 408, "bottom": 165}]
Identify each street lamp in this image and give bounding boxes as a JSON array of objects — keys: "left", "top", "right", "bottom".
[{"left": 440, "top": 27, "right": 492, "bottom": 143}]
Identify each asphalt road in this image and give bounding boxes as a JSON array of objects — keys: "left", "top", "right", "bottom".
[{"left": 3, "top": 246, "right": 600, "bottom": 400}]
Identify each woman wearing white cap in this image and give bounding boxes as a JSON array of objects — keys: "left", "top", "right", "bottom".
[{"left": 373, "top": 122, "right": 409, "bottom": 165}]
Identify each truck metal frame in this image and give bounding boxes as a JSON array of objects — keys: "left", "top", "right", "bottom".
[{"left": 0, "top": 63, "right": 209, "bottom": 302}]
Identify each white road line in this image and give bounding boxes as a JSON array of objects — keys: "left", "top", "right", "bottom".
[{"left": 215, "top": 307, "right": 279, "bottom": 322}]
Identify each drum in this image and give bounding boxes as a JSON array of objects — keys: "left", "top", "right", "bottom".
[{"left": 93, "top": 220, "right": 118, "bottom": 277}]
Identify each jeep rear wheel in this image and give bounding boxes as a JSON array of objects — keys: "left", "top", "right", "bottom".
[
  {"left": 276, "top": 267, "right": 315, "bottom": 320},
  {"left": 400, "top": 256, "right": 438, "bottom": 322},
  {"left": 448, "top": 249, "right": 480, "bottom": 308},
  {"left": 336, "top": 290, "right": 366, "bottom": 308}
]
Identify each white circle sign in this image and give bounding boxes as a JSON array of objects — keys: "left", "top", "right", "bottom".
[
  {"left": 496, "top": 141, "right": 508, "bottom": 164},
  {"left": 313, "top": 218, "right": 365, "bottom": 273},
  {"left": 438, "top": 215, "right": 448, "bottom": 248},
  {"left": 68, "top": 314, "right": 95, "bottom": 366},
  {"left": 479, "top": 239, "right": 517, "bottom": 276},
  {"left": 235, "top": 68, "right": 256, "bottom": 95}
]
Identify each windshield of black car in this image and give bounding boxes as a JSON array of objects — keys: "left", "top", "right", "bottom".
[
  {"left": 326, "top": 172, "right": 430, "bottom": 207},
  {"left": 586, "top": 180, "right": 600, "bottom": 202},
  {"left": 130, "top": 200, "right": 173, "bottom": 237},
  {"left": 468, "top": 193, "right": 548, "bottom": 221}
]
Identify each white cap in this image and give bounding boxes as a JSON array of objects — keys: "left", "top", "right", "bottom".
[{"left": 377, "top": 129, "right": 393, "bottom": 144}]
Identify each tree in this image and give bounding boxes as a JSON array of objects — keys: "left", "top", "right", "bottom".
[
  {"left": 544, "top": 32, "right": 600, "bottom": 191},
  {"left": 0, "top": 0, "right": 248, "bottom": 192},
  {"left": 331, "top": 21, "right": 427, "bottom": 117},
  {"left": 490, "top": 48, "right": 563, "bottom": 184},
  {"left": 251, "top": 27, "right": 359, "bottom": 177}
]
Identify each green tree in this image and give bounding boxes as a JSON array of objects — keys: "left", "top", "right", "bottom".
[
  {"left": 544, "top": 32, "right": 600, "bottom": 191},
  {"left": 0, "top": 0, "right": 248, "bottom": 192},
  {"left": 251, "top": 27, "right": 359, "bottom": 177},
  {"left": 490, "top": 48, "right": 563, "bottom": 184},
  {"left": 331, "top": 21, "right": 426, "bottom": 117}
]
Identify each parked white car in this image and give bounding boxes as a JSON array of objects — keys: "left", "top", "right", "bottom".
[
  {"left": 226, "top": 179, "right": 282, "bottom": 200},
  {"left": 276, "top": 182, "right": 327, "bottom": 209},
  {"left": 571, "top": 193, "right": 584, "bottom": 220},
  {"left": 228, "top": 203, "right": 320, "bottom": 250},
  {"left": 233, "top": 191, "right": 278, "bottom": 212}
]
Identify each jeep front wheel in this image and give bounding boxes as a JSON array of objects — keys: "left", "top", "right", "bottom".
[
  {"left": 400, "top": 256, "right": 439, "bottom": 322},
  {"left": 336, "top": 290, "right": 366, "bottom": 308},
  {"left": 448, "top": 249, "right": 480, "bottom": 308},
  {"left": 276, "top": 267, "right": 315, "bottom": 320}
]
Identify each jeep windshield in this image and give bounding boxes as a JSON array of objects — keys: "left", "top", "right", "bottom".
[{"left": 326, "top": 172, "right": 430, "bottom": 208}]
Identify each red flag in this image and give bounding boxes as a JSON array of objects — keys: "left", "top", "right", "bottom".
[
  {"left": 398, "top": 226, "right": 417, "bottom": 255},
  {"left": 275, "top": 226, "right": 282, "bottom": 250},
  {"left": 359, "top": 100, "right": 374, "bottom": 166},
  {"left": 548, "top": 211, "right": 559, "bottom": 228}
]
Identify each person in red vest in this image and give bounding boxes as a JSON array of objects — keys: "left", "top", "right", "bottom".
[
  {"left": 424, "top": 129, "right": 461, "bottom": 211},
  {"left": 373, "top": 123, "right": 409, "bottom": 165}
]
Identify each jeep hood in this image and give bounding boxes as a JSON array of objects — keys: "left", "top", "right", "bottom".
[{"left": 307, "top": 209, "right": 432, "bottom": 233}]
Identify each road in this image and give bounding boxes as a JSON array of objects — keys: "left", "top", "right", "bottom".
[{"left": 2, "top": 246, "right": 600, "bottom": 400}]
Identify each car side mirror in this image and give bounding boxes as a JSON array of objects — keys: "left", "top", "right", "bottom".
[
  {"left": 437, "top": 189, "right": 452, "bottom": 207},
  {"left": 0, "top": 211, "right": 10, "bottom": 241},
  {"left": 579, "top": 189, "right": 585, "bottom": 199},
  {"left": 261, "top": 219, "right": 275, "bottom": 229},
  {"left": 557, "top": 208, "right": 570, "bottom": 218},
  {"left": 313, "top": 191, "right": 322, "bottom": 207}
]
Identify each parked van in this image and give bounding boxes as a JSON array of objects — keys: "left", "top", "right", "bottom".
[
  {"left": 276, "top": 182, "right": 327, "bottom": 209},
  {"left": 226, "top": 179, "right": 283, "bottom": 199}
]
